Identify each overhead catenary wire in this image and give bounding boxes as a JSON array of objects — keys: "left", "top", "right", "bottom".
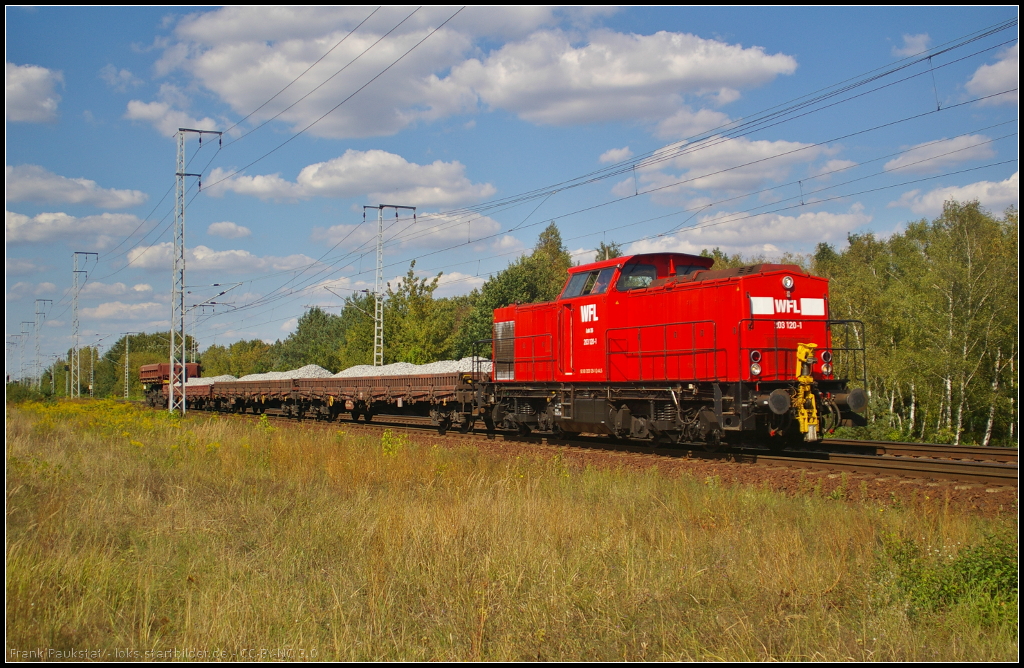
[
  {"left": 19, "top": 17, "right": 1018, "bottom": 360},
  {"left": 186, "top": 141, "right": 1018, "bottom": 339},
  {"left": 187, "top": 156, "right": 1019, "bottom": 340},
  {"left": 192, "top": 120, "right": 1019, "bottom": 333},
  {"left": 209, "top": 87, "right": 1019, "bottom": 319},
  {"left": 199, "top": 7, "right": 466, "bottom": 194},
  {"left": 83, "top": 18, "right": 1018, "bottom": 287}
]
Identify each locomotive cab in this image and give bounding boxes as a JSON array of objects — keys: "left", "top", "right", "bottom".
[{"left": 555, "top": 253, "right": 714, "bottom": 381}]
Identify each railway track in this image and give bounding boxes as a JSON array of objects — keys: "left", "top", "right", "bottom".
[{"left": 202, "top": 408, "right": 1018, "bottom": 487}]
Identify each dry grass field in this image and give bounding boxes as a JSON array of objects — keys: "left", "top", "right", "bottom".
[{"left": 6, "top": 400, "right": 1017, "bottom": 661}]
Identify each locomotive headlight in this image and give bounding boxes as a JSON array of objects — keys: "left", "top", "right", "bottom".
[
  {"left": 749, "top": 350, "right": 762, "bottom": 363},
  {"left": 781, "top": 275, "right": 795, "bottom": 290},
  {"left": 750, "top": 362, "right": 762, "bottom": 376},
  {"left": 821, "top": 350, "right": 833, "bottom": 364},
  {"left": 822, "top": 363, "right": 834, "bottom": 376}
]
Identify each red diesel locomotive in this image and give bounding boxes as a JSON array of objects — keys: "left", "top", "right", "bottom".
[
  {"left": 145, "top": 251, "right": 867, "bottom": 448},
  {"left": 487, "top": 251, "right": 866, "bottom": 446}
]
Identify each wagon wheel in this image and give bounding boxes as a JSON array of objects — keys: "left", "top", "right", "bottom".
[{"left": 703, "top": 429, "right": 723, "bottom": 453}]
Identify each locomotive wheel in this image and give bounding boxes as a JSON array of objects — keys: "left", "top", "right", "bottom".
[
  {"left": 350, "top": 408, "right": 361, "bottom": 422},
  {"left": 704, "top": 429, "right": 723, "bottom": 453},
  {"left": 363, "top": 412, "right": 373, "bottom": 423}
]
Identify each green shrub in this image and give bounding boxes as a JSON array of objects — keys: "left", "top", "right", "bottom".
[{"left": 876, "top": 528, "right": 1018, "bottom": 623}]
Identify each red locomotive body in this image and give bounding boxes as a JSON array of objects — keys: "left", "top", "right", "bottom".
[{"left": 490, "top": 252, "right": 866, "bottom": 445}]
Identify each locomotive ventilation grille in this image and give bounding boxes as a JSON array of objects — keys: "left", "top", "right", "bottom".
[{"left": 494, "top": 321, "right": 515, "bottom": 381}]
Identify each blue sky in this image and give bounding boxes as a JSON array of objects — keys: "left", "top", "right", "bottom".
[{"left": 6, "top": 6, "right": 1018, "bottom": 379}]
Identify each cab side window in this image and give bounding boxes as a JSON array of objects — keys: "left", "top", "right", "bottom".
[
  {"left": 561, "top": 272, "right": 590, "bottom": 299},
  {"left": 616, "top": 264, "right": 657, "bottom": 290},
  {"left": 561, "top": 267, "right": 617, "bottom": 298}
]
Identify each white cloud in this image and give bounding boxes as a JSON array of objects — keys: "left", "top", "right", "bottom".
[
  {"left": 488, "top": 234, "right": 527, "bottom": 253},
  {"left": 809, "top": 159, "right": 858, "bottom": 179},
  {"left": 888, "top": 172, "right": 1018, "bottom": 215},
  {"left": 280, "top": 317, "right": 298, "bottom": 333},
  {"left": 452, "top": 29, "right": 796, "bottom": 126},
  {"left": 157, "top": 9, "right": 794, "bottom": 138},
  {"left": 892, "top": 33, "right": 930, "bottom": 58},
  {"left": 635, "top": 135, "right": 825, "bottom": 204},
  {"left": 433, "top": 271, "right": 485, "bottom": 297},
  {"left": 175, "top": 6, "right": 566, "bottom": 45},
  {"left": 6, "top": 164, "right": 147, "bottom": 208},
  {"left": 884, "top": 135, "right": 996, "bottom": 174},
  {"left": 966, "top": 44, "right": 1017, "bottom": 106},
  {"left": 79, "top": 282, "right": 154, "bottom": 299},
  {"left": 5, "top": 281, "right": 57, "bottom": 302},
  {"left": 5, "top": 62, "right": 63, "bottom": 122},
  {"left": 599, "top": 146, "right": 633, "bottom": 164},
  {"left": 6, "top": 258, "right": 44, "bottom": 276},
  {"left": 124, "top": 86, "right": 220, "bottom": 137},
  {"left": 171, "top": 9, "right": 477, "bottom": 138},
  {"left": 569, "top": 247, "right": 598, "bottom": 264},
  {"left": 207, "top": 221, "right": 251, "bottom": 239},
  {"left": 99, "top": 64, "right": 143, "bottom": 92},
  {"left": 124, "top": 99, "right": 220, "bottom": 137},
  {"left": 6, "top": 210, "right": 143, "bottom": 247},
  {"left": 312, "top": 211, "right": 504, "bottom": 252},
  {"left": 82, "top": 301, "right": 166, "bottom": 321},
  {"left": 127, "top": 242, "right": 317, "bottom": 273},
  {"left": 654, "top": 106, "right": 731, "bottom": 139},
  {"left": 628, "top": 204, "right": 872, "bottom": 256},
  {"left": 209, "top": 149, "right": 496, "bottom": 206}
]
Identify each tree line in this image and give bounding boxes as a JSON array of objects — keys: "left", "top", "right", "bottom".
[{"left": 28, "top": 203, "right": 1017, "bottom": 446}]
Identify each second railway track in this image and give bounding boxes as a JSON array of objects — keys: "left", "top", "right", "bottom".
[{"left": 206, "top": 409, "right": 1018, "bottom": 487}]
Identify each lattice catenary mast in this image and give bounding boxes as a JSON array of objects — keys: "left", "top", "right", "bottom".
[
  {"left": 169, "top": 128, "right": 220, "bottom": 415},
  {"left": 71, "top": 251, "right": 97, "bottom": 398},
  {"left": 363, "top": 205, "right": 416, "bottom": 366},
  {"left": 34, "top": 299, "right": 52, "bottom": 390}
]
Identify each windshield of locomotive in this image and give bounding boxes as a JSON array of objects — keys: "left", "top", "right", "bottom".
[
  {"left": 615, "top": 263, "right": 657, "bottom": 290},
  {"left": 561, "top": 267, "right": 616, "bottom": 298}
]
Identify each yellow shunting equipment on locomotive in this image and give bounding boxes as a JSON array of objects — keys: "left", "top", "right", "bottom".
[{"left": 793, "top": 342, "right": 820, "bottom": 442}]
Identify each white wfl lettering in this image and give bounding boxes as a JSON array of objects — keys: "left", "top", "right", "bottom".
[
  {"left": 774, "top": 299, "right": 801, "bottom": 314},
  {"left": 580, "top": 304, "right": 599, "bottom": 322}
]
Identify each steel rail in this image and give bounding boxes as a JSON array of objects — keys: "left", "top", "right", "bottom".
[
  {"left": 194, "top": 407, "right": 1017, "bottom": 486},
  {"left": 820, "top": 439, "right": 1017, "bottom": 463}
]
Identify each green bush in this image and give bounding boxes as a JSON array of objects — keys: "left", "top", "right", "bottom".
[
  {"left": 876, "top": 528, "right": 1018, "bottom": 623},
  {"left": 5, "top": 383, "right": 47, "bottom": 404}
]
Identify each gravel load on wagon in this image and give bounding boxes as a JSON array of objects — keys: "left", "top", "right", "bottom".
[
  {"left": 334, "top": 356, "right": 492, "bottom": 378},
  {"left": 238, "top": 364, "right": 335, "bottom": 381},
  {"left": 185, "top": 374, "right": 237, "bottom": 386}
]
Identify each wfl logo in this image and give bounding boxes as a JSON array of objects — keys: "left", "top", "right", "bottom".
[
  {"left": 774, "top": 299, "right": 801, "bottom": 314},
  {"left": 580, "top": 304, "right": 599, "bottom": 322}
]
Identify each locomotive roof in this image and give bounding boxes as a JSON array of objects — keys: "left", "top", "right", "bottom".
[{"left": 568, "top": 252, "right": 714, "bottom": 273}]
